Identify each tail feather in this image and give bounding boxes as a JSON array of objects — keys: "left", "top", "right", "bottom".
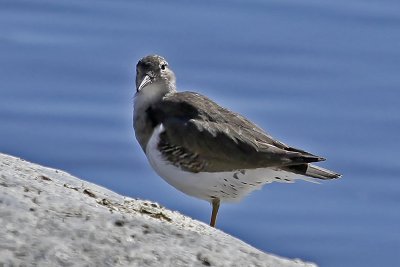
[
  {"left": 283, "top": 164, "right": 341, "bottom": 180},
  {"left": 306, "top": 164, "right": 341, "bottom": 179}
]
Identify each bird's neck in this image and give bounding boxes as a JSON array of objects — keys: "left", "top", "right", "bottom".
[{"left": 133, "top": 83, "right": 175, "bottom": 151}]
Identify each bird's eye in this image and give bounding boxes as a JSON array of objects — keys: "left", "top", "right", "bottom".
[{"left": 160, "top": 64, "right": 167, "bottom": 70}]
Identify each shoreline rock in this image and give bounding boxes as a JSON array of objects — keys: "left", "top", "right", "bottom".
[{"left": 0, "top": 153, "right": 316, "bottom": 267}]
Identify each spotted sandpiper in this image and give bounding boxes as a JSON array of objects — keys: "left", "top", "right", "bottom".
[{"left": 133, "top": 55, "right": 341, "bottom": 227}]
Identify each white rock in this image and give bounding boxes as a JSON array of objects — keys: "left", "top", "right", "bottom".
[{"left": 0, "top": 153, "right": 317, "bottom": 267}]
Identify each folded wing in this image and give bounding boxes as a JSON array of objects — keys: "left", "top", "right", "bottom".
[{"left": 148, "top": 92, "right": 326, "bottom": 173}]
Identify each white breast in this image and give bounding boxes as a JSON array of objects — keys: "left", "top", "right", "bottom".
[{"left": 145, "top": 124, "right": 312, "bottom": 203}]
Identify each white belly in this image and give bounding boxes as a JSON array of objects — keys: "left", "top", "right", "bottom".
[{"left": 145, "top": 124, "right": 309, "bottom": 203}]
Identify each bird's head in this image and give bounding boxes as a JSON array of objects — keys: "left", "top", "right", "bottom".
[{"left": 135, "top": 55, "right": 176, "bottom": 95}]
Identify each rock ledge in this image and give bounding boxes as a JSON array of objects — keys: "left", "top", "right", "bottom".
[{"left": 0, "top": 153, "right": 316, "bottom": 267}]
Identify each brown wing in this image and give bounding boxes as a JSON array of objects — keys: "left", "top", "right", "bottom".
[{"left": 149, "top": 91, "right": 324, "bottom": 172}]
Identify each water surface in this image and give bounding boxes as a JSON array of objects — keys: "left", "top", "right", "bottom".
[{"left": 1, "top": 1, "right": 399, "bottom": 266}]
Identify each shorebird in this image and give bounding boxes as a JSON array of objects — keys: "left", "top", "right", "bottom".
[{"left": 133, "top": 55, "right": 341, "bottom": 227}]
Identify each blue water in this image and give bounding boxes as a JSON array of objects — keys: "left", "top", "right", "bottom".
[{"left": 1, "top": 0, "right": 399, "bottom": 266}]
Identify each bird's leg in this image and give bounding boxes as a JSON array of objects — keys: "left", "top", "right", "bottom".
[{"left": 210, "top": 198, "right": 220, "bottom": 227}]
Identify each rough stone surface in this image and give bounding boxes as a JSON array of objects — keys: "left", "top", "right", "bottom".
[{"left": 0, "top": 153, "right": 317, "bottom": 267}]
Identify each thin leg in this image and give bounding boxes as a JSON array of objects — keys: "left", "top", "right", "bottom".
[{"left": 210, "top": 198, "right": 220, "bottom": 227}]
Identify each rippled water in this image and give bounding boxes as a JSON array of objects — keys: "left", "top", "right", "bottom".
[{"left": 1, "top": 1, "right": 399, "bottom": 266}]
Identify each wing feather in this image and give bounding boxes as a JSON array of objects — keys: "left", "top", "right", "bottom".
[{"left": 150, "top": 91, "right": 323, "bottom": 172}]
